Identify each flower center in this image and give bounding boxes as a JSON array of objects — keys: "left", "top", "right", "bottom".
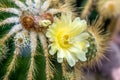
[
  {"left": 57, "top": 33, "right": 72, "bottom": 49},
  {"left": 106, "top": 2, "right": 115, "bottom": 12},
  {"left": 63, "top": 35, "right": 69, "bottom": 44}
]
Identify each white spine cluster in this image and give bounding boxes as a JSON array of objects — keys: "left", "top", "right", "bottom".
[{"left": 14, "top": 31, "right": 30, "bottom": 47}]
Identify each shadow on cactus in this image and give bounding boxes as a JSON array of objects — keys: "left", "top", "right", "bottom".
[{"left": 0, "top": 0, "right": 109, "bottom": 80}]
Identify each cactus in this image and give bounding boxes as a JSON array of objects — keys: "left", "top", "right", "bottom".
[{"left": 0, "top": 0, "right": 119, "bottom": 80}]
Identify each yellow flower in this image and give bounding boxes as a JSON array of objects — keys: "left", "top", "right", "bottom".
[{"left": 46, "top": 13, "right": 90, "bottom": 67}]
